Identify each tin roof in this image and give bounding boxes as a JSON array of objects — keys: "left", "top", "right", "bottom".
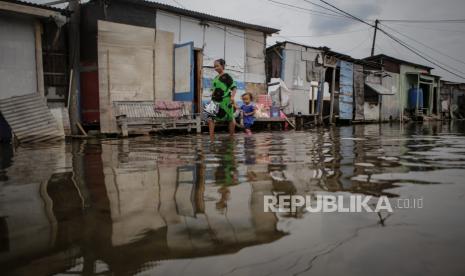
[
  {"left": 363, "top": 54, "right": 433, "bottom": 70},
  {"left": 267, "top": 41, "right": 327, "bottom": 52},
  {"left": 108, "top": 0, "right": 279, "bottom": 34},
  {"left": 267, "top": 41, "right": 365, "bottom": 64},
  {"left": 0, "top": 0, "right": 70, "bottom": 15}
]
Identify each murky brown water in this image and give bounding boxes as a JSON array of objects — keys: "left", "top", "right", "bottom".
[{"left": 1, "top": 122, "right": 465, "bottom": 276}]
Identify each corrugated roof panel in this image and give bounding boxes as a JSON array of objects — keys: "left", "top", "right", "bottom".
[
  {"left": 0, "top": 0, "right": 69, "bottom": 14},
  {"left": 105, "top": 0, "right": 280, "bottom": 34},
  {"left": 0, "top": 93, "right": 65, "bottom": 143}
]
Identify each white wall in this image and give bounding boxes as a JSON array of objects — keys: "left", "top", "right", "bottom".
[
  {"left": 180, "top": 16, "right": 204, "bottom": 48},
  {"left": 245, "top": 29, "right": 266, "bottom": 84},
  {"left": 156, "top": 10, "right": 255, "bottom": 102},
  {"left": 282, "top": 43, "right": 324, "bottom": 115},
  {"left": 381, "top": 73, "right": 400, "bottom": 120},
  {"left": 0, "top": 14, "right": 37, "bottom": 100},
  {"left": 225, "top": 26, "right": 245, "bottom": 73},
  {"left": 205, "top": 24, "right": 247, "bottom": 101},
  {"left": 283, "top": 43, "right": 322, "bottom": 91},
  {"left": 203, "top": 24, "right": 224, "bottom": 64},
  {"left": 156, "top": 11, "right": 204, "bottom": 48},
  {"left": 156, "top": 11, "right": 181, "bottom": 43}
]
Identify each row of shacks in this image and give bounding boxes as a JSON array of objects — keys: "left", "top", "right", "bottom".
[
  {"left": 1, "top": 0, "right": 464, "bottom": 143},
  {"left": 267, "top": 42, "right": 449, "bottom": 123}
]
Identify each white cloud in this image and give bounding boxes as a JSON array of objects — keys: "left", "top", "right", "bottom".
[{"left": 36, "top": 0, "right": 465, "bottom": 81}]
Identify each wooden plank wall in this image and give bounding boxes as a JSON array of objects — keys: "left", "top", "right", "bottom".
[{"left": 97, "top": 20, "right": 174, "bottom": 133}]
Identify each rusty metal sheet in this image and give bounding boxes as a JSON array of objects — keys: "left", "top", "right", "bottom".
[{"left": 0, "top": 93, "right": 64, "bottom": 143}]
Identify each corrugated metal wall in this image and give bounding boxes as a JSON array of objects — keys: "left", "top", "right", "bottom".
[
  {"left": 281, "top": 43, "right": 324, "bottom": 115},
  {"left": 339, "top": 61, "right": 354, "bottom": 120}
]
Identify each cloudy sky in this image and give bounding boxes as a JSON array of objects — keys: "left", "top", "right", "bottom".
[
  {"left": 38, "top": 0, "right": 465, "bottom": 81},
  {"left": 160, "top": 0, "right": 465, "bottom": 82}
]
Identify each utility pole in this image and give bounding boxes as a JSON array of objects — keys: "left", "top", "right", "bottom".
[
  {"left": 68, "top": 0, "right": 80, "bottom": 134},
  {"left": 370, "top": 19, "right": 379, "bottom": 57}
]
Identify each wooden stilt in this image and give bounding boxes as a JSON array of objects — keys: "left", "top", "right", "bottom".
[{"left": 329, "top": 67, "right": 336, "bottom": 124}]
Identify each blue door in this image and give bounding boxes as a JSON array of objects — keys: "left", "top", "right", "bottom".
[
  {"left": 339, "top": 61, "right": 354, "bottom": 120},
  {"left": 173, "top": 42, "right": 194, "bottom": 107}
]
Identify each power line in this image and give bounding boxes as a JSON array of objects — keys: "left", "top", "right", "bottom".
[
  {"left": 316, "top": 0, "right": 465, "bottom": 80},
  {"left": 317, "top": 0, "right": 376, "bottom": 28},
  {"left": 264, "top": 1, "right": 395, "bottom": 68},
  {"left": 380, "top": 22, "right": 465, "bottom": 35},
  {"left": 379, "top": 19, "right": 465, "bottom": 23},
  {"left": 209, "top": 22, "right": 266, "bottom": 46},
  {"left": 273, "top": 27, "right": 370, "bottom": 38},
  {"left": 269, "top": 0, "right": 465, "bottom": 76},
  {"left": 377, "top": 24, "right": 465, "bottom": 77},
  {"left": 379, "top": 29, "right": 465, "bottom": 79},
  {"left": 380, "top": 22, "right": 465, "bottom": 67},
  {"left": 384, "top": 33, "right": 404, "bottom": 58},
  {"left": 344, "top": 32, "right": 372, "bottom": 54},
  {"left": 300, "top": 0, "right": 353, "bottom": 19},
  {"left": 267, "top": 0, "right": 351, "bottom": 19}
]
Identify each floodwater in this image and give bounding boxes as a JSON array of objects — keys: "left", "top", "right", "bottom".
[{"left": 1, "top": 122, "right": 465, "bottom": 276}]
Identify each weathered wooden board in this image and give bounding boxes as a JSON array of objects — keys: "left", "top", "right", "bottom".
[
  {"left": 97, "top": 20, "right": 174, "bottom": 133},
  {"left": 50, "top": 107, "right": 71, "bottom": 136},
  {"left": 98, "top": 20, "right": 156, "bottom": 133}
]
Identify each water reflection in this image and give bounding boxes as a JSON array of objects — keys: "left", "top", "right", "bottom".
[{"left": 0, "top": 122, "right": 464, "bottom": 275}]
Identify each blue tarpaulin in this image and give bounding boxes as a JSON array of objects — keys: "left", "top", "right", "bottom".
[{"left": 339, "top": 61, "right": 354, "bottom": 120}]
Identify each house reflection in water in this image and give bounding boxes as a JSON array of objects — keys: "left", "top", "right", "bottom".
[
  {"left": 0, "top": 127, "right": 410, "bottom": 275},
  {"left": 0, "top": 138, "right": 285, "bottom": 275}
]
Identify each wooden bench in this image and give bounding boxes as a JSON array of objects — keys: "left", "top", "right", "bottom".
[{"left": 114, "top": 101, "right": 201, "bottom": 137}]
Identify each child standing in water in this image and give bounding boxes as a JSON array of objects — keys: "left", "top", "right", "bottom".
[{"left": 240, "top": 93, "right": 257, "bottom": 135}]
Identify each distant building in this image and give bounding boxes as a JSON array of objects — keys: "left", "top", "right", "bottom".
[
  {"left": 266, "top": 41, "right": 363, "bottom": 122},
  {"left": 440, "top": 81, "right": 465, "bottom": 119},
  {"left": 266, "top": 41, "right": 327, "bottom": 116},
  {"left": 364, "top": 54, "right": 441, "bottom": 121}
]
